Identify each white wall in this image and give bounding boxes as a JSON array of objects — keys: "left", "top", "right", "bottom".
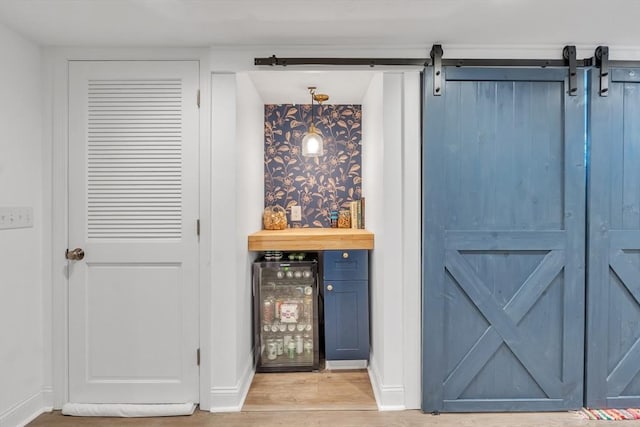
[
  {"left": 365, "top": 73, "right": 420, "bottom": 409},
  {"left": 209, "top": 72, "right": 263, "bottom": 411},
  {"left": 35, "top": 45, "right": 422, "bottom": 415},
  {"left": 210, "top": 73, "right": 240, "bottom": 410},
  {"left": 362, "top": 73, "right": 386, "bottom": 401},
  {"left": 401, "top": 72, "right": 422, "bottom": 410},
  {"left": 233, "top": 72, "right": 263, "bottom": 397},
  {"left": 0, "top": 23, "right": 46, "bottom": 427}
]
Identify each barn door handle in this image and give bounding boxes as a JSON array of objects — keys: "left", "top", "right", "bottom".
[{"left": 66, "top": 248, "right": 85, "bottom": 261}]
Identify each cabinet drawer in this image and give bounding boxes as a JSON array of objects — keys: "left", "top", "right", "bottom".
[{"left": 323, "top": 250, "right": 368, "bottom": 281}]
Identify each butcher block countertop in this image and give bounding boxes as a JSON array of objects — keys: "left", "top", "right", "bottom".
[{"left": 248, "top": 228, "right": 375, "bottom": 251}]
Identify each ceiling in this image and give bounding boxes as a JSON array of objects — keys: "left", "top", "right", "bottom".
[
  {"left": 1, "top": 0, "right": 640, "bottom": 49},
  {"left": 2, "top": 0, "right": 639, "bottom": 105}
]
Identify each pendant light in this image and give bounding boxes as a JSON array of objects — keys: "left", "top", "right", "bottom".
[{"left": 302, "top": 86, "right": 329, "bottom": 157}]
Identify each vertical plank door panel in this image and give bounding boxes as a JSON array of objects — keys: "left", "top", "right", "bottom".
[
  {"left": 423, "top": 67, "right": 586, "bottom": 412},
  {"left": 587, "top": 68, "right": 640, "bottom": 408}
]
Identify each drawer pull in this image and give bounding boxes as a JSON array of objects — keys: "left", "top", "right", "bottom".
[
  {"left": 327, "top": 284, "right": 334, "bottom": 291},
  {"left": 342, "top": 252, "right": 349, "bottom": 259}
]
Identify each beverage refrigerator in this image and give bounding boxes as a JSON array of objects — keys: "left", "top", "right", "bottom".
[{"left": 252, "top": 256, "right": 320, "bottom": 372}]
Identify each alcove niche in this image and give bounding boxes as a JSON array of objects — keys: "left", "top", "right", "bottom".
[{"left": 213, "top": 69, "right": 421, "bottom": 410}]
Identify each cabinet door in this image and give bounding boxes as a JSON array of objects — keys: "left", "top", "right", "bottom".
[
  {"left": 324, "top": 250, "right": 368, "bottom": 281},
  {"left": 324, "top": 279, "right": 369, "bottom": 360}
]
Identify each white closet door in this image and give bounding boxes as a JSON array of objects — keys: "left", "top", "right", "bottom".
[{"left": 68, "top": 61, "right": 200, "bottom": 403}]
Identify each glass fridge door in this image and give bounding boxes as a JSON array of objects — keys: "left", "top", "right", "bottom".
[{"left": 253, "top": 259, "right": 319, "bottom": 372}]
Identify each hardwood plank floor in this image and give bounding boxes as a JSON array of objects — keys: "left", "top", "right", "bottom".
[
  {"left": 28, "top": 371, "right": 602, "bottom": 426},
  {"left": 242, "top": 369, "right": 377, "bottom": 411},
  {"left": 30, "top": 410, "right": 599, "bottom": 427}
]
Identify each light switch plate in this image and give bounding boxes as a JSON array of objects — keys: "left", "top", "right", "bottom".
[
  {"left": 291, "top": 205, "right": 302, "bottom": 221},
  {"left": 0, "top": 207, "right": 34, "bottom": 230}
]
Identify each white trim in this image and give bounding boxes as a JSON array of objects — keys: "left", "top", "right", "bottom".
[
  {"left": 209, "top": 352, "right": 255, "bottom": 412},
  {"left": 368, "top": 358, "right": 405, "bottom": 411},
  {"left": 0, "top": 391, "right": 50, "bottom": 427},
  {"left": 197, "top": 51, "right": 213, "bottom": 413},
  {"left": 41, "top": 49, "right": 55, "bottom": 417},
  {"left": 41, "top": 387, "right": 54, "bottom": 409},
  {"left": 50, "top": 48, "right": 70, "bottom": 409},
  {"left": 46, "top": 47, "right": 211, "bottom": 410},
  {"left": 325, "top": 360, "right": 368, "bottom": 370},
  {"left": 401, "top": 71, "right": 422, "bottom": 410}
]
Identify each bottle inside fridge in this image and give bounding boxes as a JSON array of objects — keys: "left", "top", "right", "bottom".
[{"left": 253, "top": 254, "right": 319, "bottom": 372}]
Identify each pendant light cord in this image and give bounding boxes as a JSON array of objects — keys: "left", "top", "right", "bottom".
[{"left": 309, "top": 87, "right": 315, "bottom": 130}]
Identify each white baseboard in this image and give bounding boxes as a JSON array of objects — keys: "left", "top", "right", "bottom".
[
  {"left": 367, "top": 358, "right": 405, "bottom": 411},
  {"left": 209, "top": 351, "right": 255, "bottom": 412},
  {"left": 41, "top": 386, "right": 54, "bottom": 409},
  {"left": 0, "top": 391, "right": 50, "bottom": 427},
  {"left": 325, "top": 360, "right": 368, "bottom": 370}
]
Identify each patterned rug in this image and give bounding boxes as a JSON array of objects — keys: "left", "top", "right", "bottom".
[{"left": 581, "top": 408, "right": 640, "bottom": 421}]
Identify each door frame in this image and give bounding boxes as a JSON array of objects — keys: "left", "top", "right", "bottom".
[{"left": 47, "top": 48, "right": 212, "bottom": 409}]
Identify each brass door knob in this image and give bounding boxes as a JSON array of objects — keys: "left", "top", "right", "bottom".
[{"left": 66, "top": 248, "right": 85, "bottom": 261}]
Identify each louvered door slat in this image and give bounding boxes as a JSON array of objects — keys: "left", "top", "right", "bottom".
[{"left": 87, "top": 79, "right": 182, "bottom": 239}]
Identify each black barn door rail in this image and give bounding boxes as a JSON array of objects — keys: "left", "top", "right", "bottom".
[
  {"left": 254, "top": 47, "right": 592, "bottom": 69},
  {"left": 255, "top": 45, "right": 640, "bottom": 97},
  {"left": 254, "top": 55, "right": 430, "bottom": 67},
  {"left": 255, "top": 44, "right": 592, "bottom": 95}
]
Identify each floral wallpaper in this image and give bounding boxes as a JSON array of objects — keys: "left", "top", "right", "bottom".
[{"left": 264, "top": 103, "right": 362, "bottom": 228}]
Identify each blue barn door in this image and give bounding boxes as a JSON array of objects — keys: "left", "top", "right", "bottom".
[
  {"left": 422, "top": 67, "right": 586, "bottom": 412},
  {"left": 587, "top": 68, "right": 640, "bottom": 408}
]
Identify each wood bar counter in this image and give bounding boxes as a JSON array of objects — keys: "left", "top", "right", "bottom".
[{"left": 248, "top": 228, "right": 374, "bottom": 251}]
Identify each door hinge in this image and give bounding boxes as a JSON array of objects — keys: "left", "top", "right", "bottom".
[
  {"left": 197, "top": 89, "right": 200, "bottom": 108},
  {"left": 197, "top": 348, "right": 200, "bottom": 366},
  {"left": 196, "top": 219, "right": 200, "bottom": 236}
]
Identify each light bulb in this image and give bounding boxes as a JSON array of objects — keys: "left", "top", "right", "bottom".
[{"left": 302, "top": 132, "right": 323, "bottom": 157}]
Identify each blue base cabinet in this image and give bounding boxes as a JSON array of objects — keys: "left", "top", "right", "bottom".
[{"left": 323, "top": 250, "right": 369, "bottom": 360}]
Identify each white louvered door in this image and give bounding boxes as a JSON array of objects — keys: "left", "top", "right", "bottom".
[{"left": 68, "top": 61, "right": 199, "bottom": 403}]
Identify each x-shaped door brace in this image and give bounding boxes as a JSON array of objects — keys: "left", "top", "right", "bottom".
[
  {"left": 606, "top": 249, "right": 640, "bottom": 396},
  {"left": 443, "top": 249, "right": 566, "bottom": 400}
]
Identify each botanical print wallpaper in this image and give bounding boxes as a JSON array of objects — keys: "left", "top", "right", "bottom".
[{"left": 264, "top": 103, "right": 362, "bottom": 228}]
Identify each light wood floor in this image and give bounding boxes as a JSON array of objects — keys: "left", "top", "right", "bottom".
[
  {"left": 242, "top": 369, "right": 377, "bottom": 411},
  {"left": 28, "top": 370, "right": 606, "bottom": 426},
  {"left": 30, "top": 409, "right": 603, "bottom": 426}
]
